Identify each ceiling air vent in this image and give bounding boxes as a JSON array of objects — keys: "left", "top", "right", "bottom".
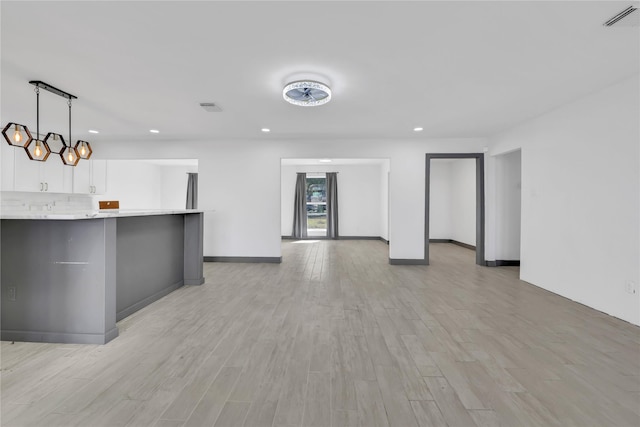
[
  {"left": 200, "top": 102, "right": 223, "bottom": 112},
  {"left": 604, "top": 5, "right": 638, "bottom": 26}
]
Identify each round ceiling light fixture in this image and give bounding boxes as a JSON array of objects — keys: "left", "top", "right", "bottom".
[{"left": 283, "top": 80, "right": 332, "bottom": 107}]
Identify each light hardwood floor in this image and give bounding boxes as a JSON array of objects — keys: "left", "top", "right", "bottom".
[{"left": 2, "top": 241, "right": 639, "bottom": 427}]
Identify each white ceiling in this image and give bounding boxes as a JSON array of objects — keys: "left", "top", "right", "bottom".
[{"left": 1, "top": 1, "right": 638, "bottom": 145}]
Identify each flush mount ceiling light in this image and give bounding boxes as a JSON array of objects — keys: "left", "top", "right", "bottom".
[{"left": 283, "top": 80, "right": 332, "bottom": 107}]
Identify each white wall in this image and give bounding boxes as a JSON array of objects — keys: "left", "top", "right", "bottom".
[
  {"left": 100, "top": 161, "right": 198, "bottom": 210},
  {"left": 429, "top": 159, "right": 476, "bottom": 246},
  {"left": 494, "top": 149, "right": 521, "bottom": 260},
  {"left": 280, "top": 162, "right": 388, "bottom": 238},
  {"left": 380, "top": 162, "right": 390, "bottom": 241},
  {"left": 488, "top": 75, "right": 639, "bottom": 326},
  {"left": 429, "top": 160, "right": 453, "bottom": 239},
  {"left": 337, "top": 165, "right": 382, "bottom": 237},
  {"left": 101, "top": 160, "right": 163, "bottom": 209},
  {"left": 160, "top": 165, "right": 198, "bottom": 210},
  {"left": 95, "top": 138, "right": 487, "bottom": 259},
  {"left": 450, "top": 159, "right": 476, "bottom": 246}
]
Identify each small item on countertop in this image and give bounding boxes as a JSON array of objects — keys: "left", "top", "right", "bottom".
[{"left": 99, "top": 200, "right": 119, "bottom": 210}]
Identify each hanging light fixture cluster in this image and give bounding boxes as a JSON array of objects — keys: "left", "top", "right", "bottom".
[{"left": 2, "top": 81, "right": 93, "bottom": 166}]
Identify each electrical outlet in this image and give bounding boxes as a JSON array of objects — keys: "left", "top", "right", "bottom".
[
  {"left": 625, "top": 281, "right": 637, "bottom": 295},
  {"left": 8, "top": 287, "right": 17, "bottom": 301}
]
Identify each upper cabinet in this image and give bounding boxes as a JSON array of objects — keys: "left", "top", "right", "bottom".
[
  {"left": 72, "top": 159, "right": 107, "bottom": 194},
  {"left": 11, "top": 147, "right": 72, "bottom": 193},
  {"left": 40, "top": 155, "right": 73, "bottom": 193},
  {"left": 12, "top": 148, "right": 42, "bottom": 192},
  {"left": 92, "top": 160, "right": 107, "bottom": 194},
  {"left": 1, "top": 143, "right": 16, "bottom": 191},
  {"left": 72, "top": 159, "right": 91, "bottom": 193},
  {"left": 1, "top": 144, "right": 98, "bottom": 194}
]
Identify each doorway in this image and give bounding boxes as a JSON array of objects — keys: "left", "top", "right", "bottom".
[
  {"left": 425, "top": 153, "right": 485, "bottom": 266},
  {"left": 494, "top": 149, "right": 522, "bottom": 265},
  {"left": 305, "top": 173, "right": 327, "bottom": 237},
  {"left": 280, "top": 158, "right": 390, "bottom": 241}
]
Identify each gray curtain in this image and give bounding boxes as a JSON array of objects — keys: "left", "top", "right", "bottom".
[
  {"left": 326, "top": 172, "right": 339, "bottom": 239},
  {"left": 186, "top": 173, "right": 198, "bottom": 209},
  {"left": 292, "top": 173, "right": 308, "bottom": 238}
]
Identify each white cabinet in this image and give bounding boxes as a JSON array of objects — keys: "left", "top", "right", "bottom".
[
  {"left": 92, "top": 160, "right": 107, "bottom": 194},
  {"left": 1, "top": 143, "right": 16, "bottom": 191},
  {"left": 41, "top": 156, "right": 72, "bottom": 193},
  {"left": 9, "top": 148, "right": 72, "bottom": 193},
  {"left": 2, "top": 146, "right": 105, "bottom": 195},
  {"left": 73, "top": 159, "right": 107, "bottom": 194},
  {"left": 72, "top": 160, "right": 91, "bottom": 193},
  {"left": 13, "top": 148, "right": 44, "bottom": 192}
]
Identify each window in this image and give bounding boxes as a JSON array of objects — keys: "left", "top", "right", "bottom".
[{"left": 306, "top": 174, "right": 326, "bottom": 235}]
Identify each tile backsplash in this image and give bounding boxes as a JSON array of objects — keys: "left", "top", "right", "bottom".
[{"left": 0, "top": 192, "right": 95, "bottom": 212}]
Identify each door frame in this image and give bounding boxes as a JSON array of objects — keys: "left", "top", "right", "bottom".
[{"left": 425, "top": 153, "right": 485, "bottom": 266}]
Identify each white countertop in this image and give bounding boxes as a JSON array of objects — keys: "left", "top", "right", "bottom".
[{"left": 0, "top": 209, "right": 206, "bottom": 220}]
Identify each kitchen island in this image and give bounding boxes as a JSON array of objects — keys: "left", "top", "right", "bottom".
[{"left": 1, "top": 209, "right": 204, "bottom": 344}]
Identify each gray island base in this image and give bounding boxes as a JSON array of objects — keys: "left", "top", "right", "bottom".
[{"left": 1, "top": 211, "right": 204, "bottom": 344}]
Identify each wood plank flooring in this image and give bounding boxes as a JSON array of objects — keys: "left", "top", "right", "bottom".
[{"left": 2, "top": 241, "right": 639, "bottom": 426}]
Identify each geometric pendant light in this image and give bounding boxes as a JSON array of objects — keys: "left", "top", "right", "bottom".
[
  {"left": 25, "top": 137, "right": 51, "bottom": 162},
  {"left": 60, "top": 98, "right": 80, "bottom": 166},
  {"left": 1, "top": 80, "right": 93, "bottom": 166},
  {"left": 75, "top": 140, "right": 92, "bottom": 159},
  {"left": 2, "top": 122, "right": 31, "bottom": 147},
  {"left": 44, "top": 132, "right": 66, "bottom": 155},
  {"left": 61, "top": 143, "right": 80, "bottom": 166}
]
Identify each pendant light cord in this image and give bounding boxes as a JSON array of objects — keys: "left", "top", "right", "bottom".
[
  {"left": 68, "top": 98, "right": 72, "bottom": 148},
  {"left": 35, "top": 86, "right": 40, "bottom": 139}
]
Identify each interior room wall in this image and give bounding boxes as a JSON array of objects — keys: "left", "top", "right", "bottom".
[
  {"left": 280, "top": 163, "right": 386, "bottom": 238},
  {"left": 380, "top": 161, "right": 390, "bottom": 241},
  {"left": 429, "top": 160, "right": 453, "bottom": 239},
  {"left": 450, "top": 159, "right": 476, "bottom": 246},
  {"left": 488, "top": 75, "right": 639, "bottom": 326},
  {"left": 429, "top": 159, "right": 475, "bottom": 246},
  {"left": 494, "top": 149, "right": 522, "bottom": 260},
  {"left": 101, "top": 160, "right": 163, "bottom": 209},
  {"left": 95, "top": 138, "right": 487, "bottom": 260},
  {"left": 160, "top": 164, "right": 198, "bottom": 210},
  {"left": 100, "top": 161, "right": 197, "bottom": 210}
]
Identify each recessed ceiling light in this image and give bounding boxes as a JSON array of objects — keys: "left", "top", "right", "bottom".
[
  {"left": 319, "top": 159, "right": 332, "bottom": 163},
  {"left": 413, "top": 127, "right": 423, "bottom": 132},
  {"left": 261, "top": 128, "right": 271, "bottom": 133},
  {"left": 149, "top": 129, "right": 159, "bottom": 133},
  {"left": 88, "top": 129, "right": 99, "bottom": 134},
  {"left": 283, "top": 80, "right": 332, "bottom": 107}
]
